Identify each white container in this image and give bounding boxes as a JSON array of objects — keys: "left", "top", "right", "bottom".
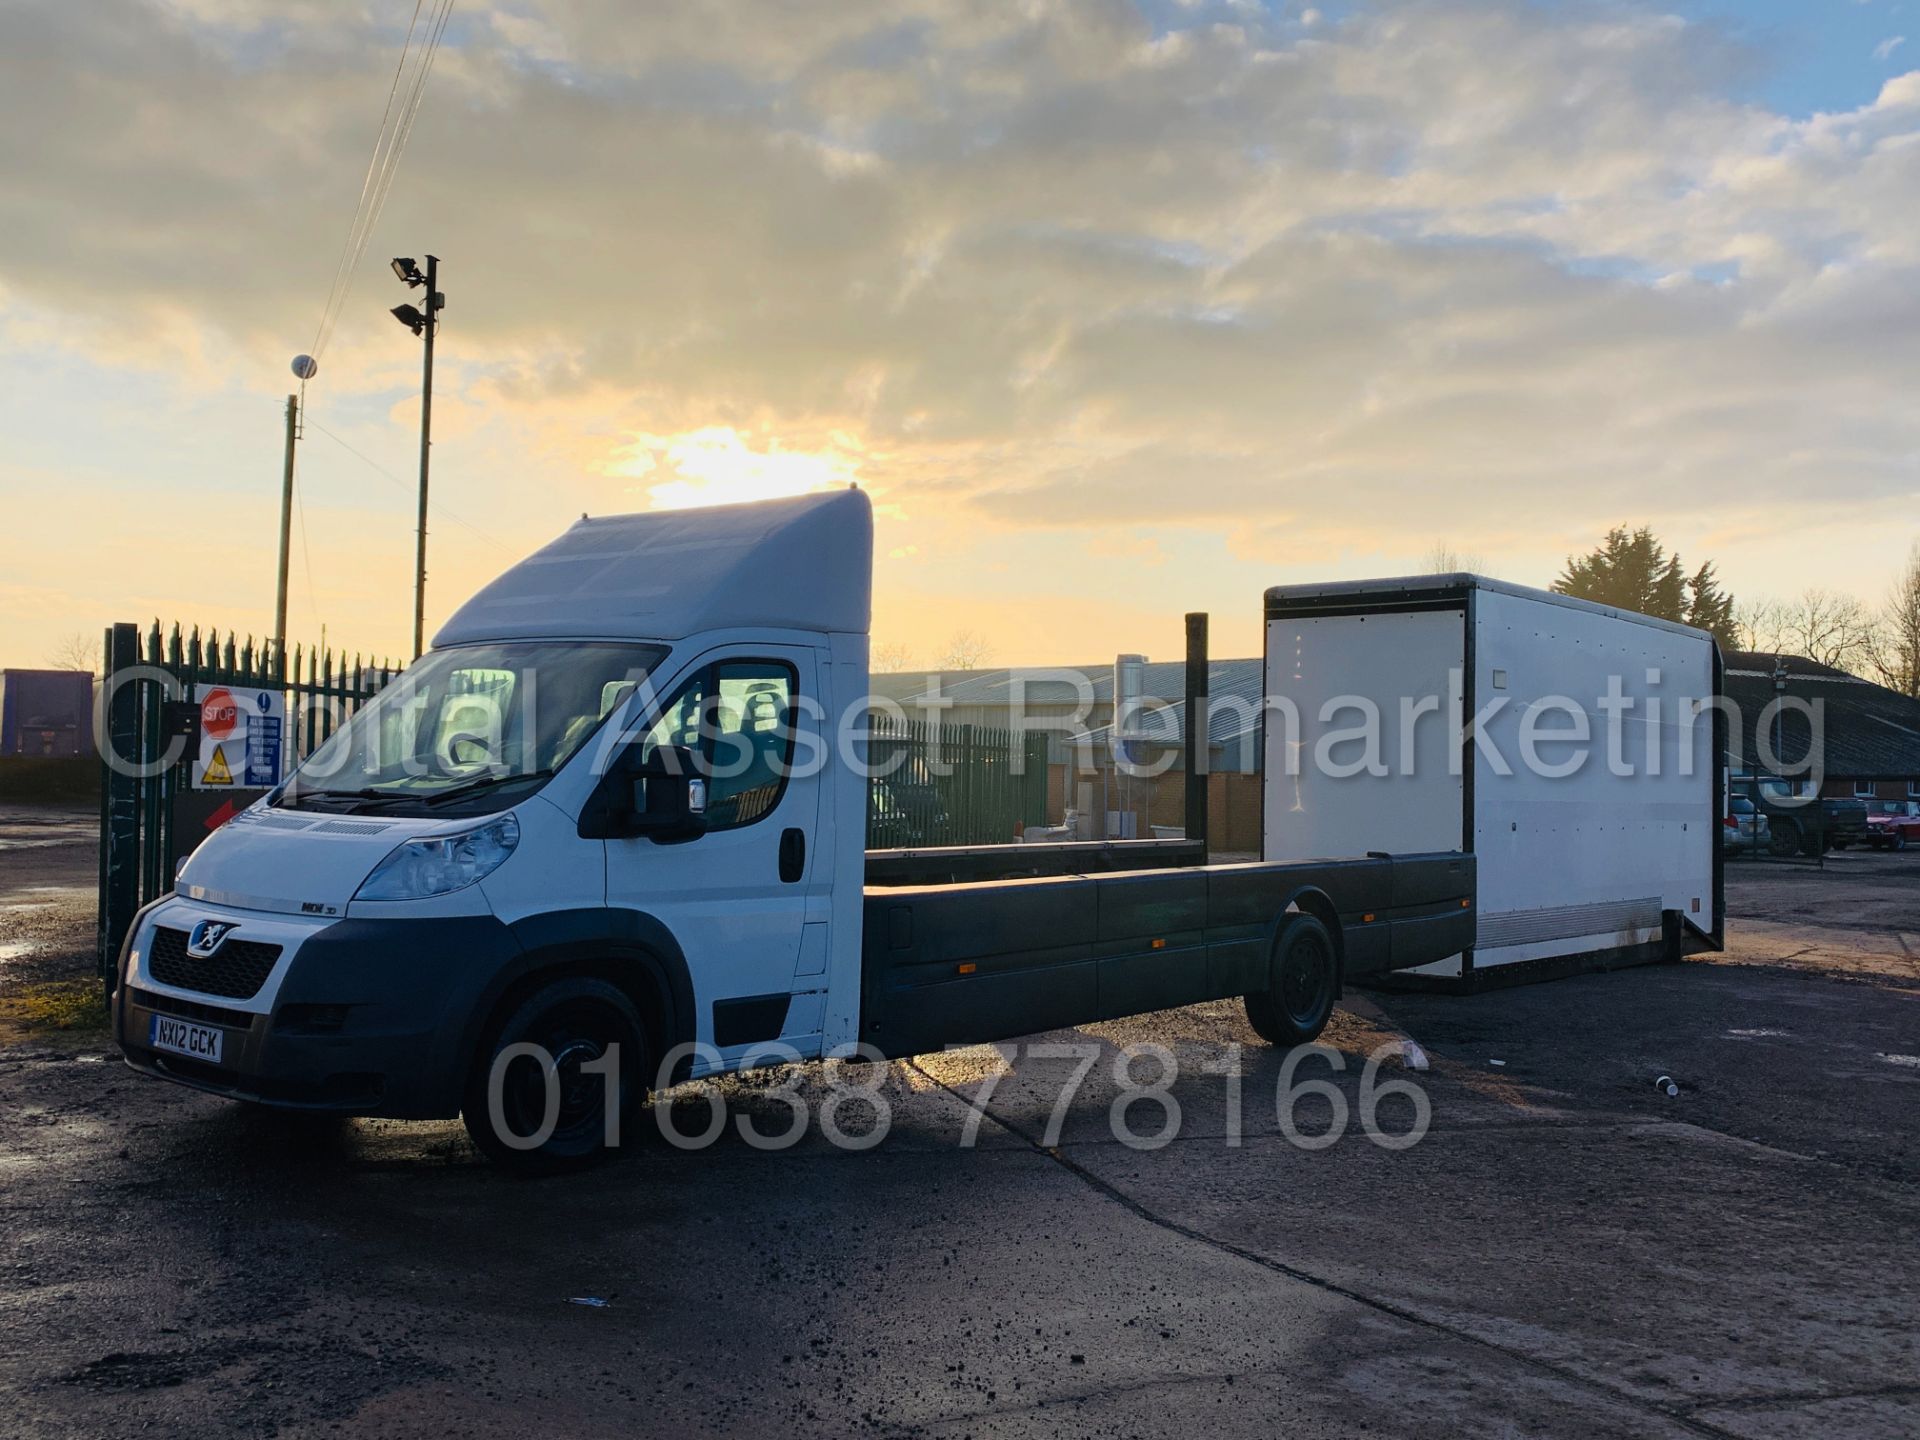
[{"left": 1261, "top": 574, "right": 1720, "bottom": 983}]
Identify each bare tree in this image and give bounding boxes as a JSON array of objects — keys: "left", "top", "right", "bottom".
[
  {"left": 1733, "top": 596, "right": 1788, "bottom": 653},
  {"left": 1764, "top": 589, "right": 1877, "bottom": 671},
  {"left": 871, "top": 640, "right": 915, "bottom": 674},
  {"left": 44, "top": 632, "right": 100, "bottom": 674},
  {"left": 1422, "top": 541, "right": 1484, "bottom": 574},
  {"left": 1865, "top": 543, "right": 1920, "bottom": 697},
  {"left": 937, "top": 630, "right": 992, "bottom": 670}
]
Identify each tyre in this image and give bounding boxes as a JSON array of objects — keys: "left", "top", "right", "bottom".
[
  {"left": 462, "top": 976, "right": 649, "bottom": 1174},
  {"left": 1244, "top": 913, "right": 1339, "bottom": 1047},
  {"left": 1768, "top": 819, "right": 1801, "bottom": 858},
  {"left": 1895, "top": 832, "right": 1909, "bottom": 853}
]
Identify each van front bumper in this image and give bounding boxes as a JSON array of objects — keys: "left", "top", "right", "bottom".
[{"left": 115, "top": 906, "right": 523, "bottom": 1120}]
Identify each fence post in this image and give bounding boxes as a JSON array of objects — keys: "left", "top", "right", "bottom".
[
  {"left": 98, "top": 622, "right": 143, "bottom": 984},
  {"left": 1023, "top": 732, "right": 1050, "bottom": 827}
]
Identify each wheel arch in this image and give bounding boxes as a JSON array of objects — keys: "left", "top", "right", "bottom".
[
  {"left": 461, "top": 908, "right": 698, "bottom": 1090},
  {"left": 1275, "top": 885, "right": 1345, "bottom": 996}
]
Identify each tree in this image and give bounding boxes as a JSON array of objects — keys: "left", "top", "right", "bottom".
[
  {"left": 1683, "top": 560, "right": 1736, "bottom": 645},
  {"left": 44, "top": 632, "right": 100, "bottom": 674},
  {"left": 1734, "top": 596, "right": 1786, "bottom": 653},
  {"left": 871, "top": 640, "right": 915, "bottom": 674},
  {"left": 937, "top": 631, "right": 992, "bottom": 670},
  {"left": 1866, "top": 543, "right": 1920, "bottom": 697},
  {"left": 1738, "top": 589, "right": 1876, "bottom": 671},
  {"left": 1423, "top": 541, "right": 1485, "bottom": 574},
  {"left": 1552, "top": 526, "right": 1739, "bottom": 647}
]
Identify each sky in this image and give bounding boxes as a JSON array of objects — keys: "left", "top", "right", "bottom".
[{"left": 2, "top": 0, "right": 1917, "bottom": 672}]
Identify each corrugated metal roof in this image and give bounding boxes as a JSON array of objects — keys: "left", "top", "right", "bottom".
[{"left": 1721, "top": 651, "right": 1920, "bottom": 779}]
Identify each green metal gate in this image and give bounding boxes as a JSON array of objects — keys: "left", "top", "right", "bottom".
[
  {"left": 866, "top": 719, "right": 1051, "bottom": 849},
  {"left": 96, "top": 620, "right": 397, "bottom": 978}
]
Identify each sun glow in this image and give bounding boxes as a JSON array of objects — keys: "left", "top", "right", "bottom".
[{"left": 603, "top": 426, "right": 861, "bottom": 509}]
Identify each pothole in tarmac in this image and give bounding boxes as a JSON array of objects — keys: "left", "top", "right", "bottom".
[{"left": 61, "top": 1347, "right": 238, "bottom": 1391}]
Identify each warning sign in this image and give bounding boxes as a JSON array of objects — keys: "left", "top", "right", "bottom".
[
  {"left": 191, "top": 684, "right": 285, "bottom": 790},
  {"left": 201, "top": 687, "right": 239, "bottom": 741}
]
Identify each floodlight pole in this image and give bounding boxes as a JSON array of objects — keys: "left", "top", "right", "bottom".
[
  {"left": 274, "top": 392, "right": 298, "bottom": 677},
  {"left": 413, "top": 254, "right": 439, "bottom": 659}
]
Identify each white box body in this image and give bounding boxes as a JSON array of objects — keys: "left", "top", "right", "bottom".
[{"left": 1262, "top": 575, "right": 1719, "bottom": 979}]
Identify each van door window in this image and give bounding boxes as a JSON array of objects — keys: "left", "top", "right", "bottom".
[{"left": 638, "top": 661, "right": 798, "bottom": 831}]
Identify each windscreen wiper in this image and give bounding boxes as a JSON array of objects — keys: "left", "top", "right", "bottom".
[
  {"left": 283, "top": 787, "right": 420, "bottom": 812},
  {"left": 422, "top": 769, "right": 555, "bottom": 807}
]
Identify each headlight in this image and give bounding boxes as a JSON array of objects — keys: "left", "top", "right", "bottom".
[{"left": 355, "top": 813, "right": 520, "bottom": 902}]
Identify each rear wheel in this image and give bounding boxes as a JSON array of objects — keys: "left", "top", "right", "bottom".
[
  {"left": 1768, "top": 819, "right": 1801, "bottom": 858},
  {"left": 463, "top": 977, "right": 648, "bottom": 1175},
  {"left": 1244, "top": 913, "right": 1339, "bottom": 1047}
]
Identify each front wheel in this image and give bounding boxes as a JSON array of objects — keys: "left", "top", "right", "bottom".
[
  {"left": 1768, "top": 819, "right": 1801, "bottom": 858},
  {"left": 463, "top": 977, "right": 649, "bottom": 1174},
  {"left": 1244, "top": 913, "right": 1339, "bottom": 1047}
]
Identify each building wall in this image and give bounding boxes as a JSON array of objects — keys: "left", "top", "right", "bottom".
[
  {"left": 1040, "top": 763, "right": 1263, "bottom": 854},
  {"left": 1823, "top": 779, "right": 1920, "bottom": 804},
  {"left": 0, "top": 670, "right": 96, "bottom": 758}
]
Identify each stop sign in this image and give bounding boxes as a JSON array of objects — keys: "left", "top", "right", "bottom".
[{"left": 201, "top": 687, "right": 239, "bottom": 740}]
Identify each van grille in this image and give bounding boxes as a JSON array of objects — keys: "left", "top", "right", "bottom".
[
  {"left": 147, "top": 926, "right": 282, "bottom": 1000},
  {"left": 127, "top": 986, "right": 255, "bottom": 1029}
]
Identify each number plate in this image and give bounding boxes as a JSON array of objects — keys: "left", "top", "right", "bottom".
[{"left": 149, "top": 1014, "right": 224, "bottom": 1064}]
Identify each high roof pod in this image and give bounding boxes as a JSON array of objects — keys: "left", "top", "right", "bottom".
[{"left": 433, "top": 487, "right": 874, "bottom": 647}]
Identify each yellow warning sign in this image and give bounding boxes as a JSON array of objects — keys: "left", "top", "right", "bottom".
[{"left": 202, "top": 744, "right": 233, "bottom": 786}]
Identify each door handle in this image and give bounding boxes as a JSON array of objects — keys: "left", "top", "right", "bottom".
[{"left": 779, "top": 828, "right": 806, "bottom": 884}]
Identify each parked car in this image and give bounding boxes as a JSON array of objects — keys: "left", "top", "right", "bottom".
[
  {"left": 1721, "top": 796, "right": 1771, "bottom": 854},
  {"left": 1862, "top": 800, "right": 1920, "bottom": 852},
  {"left": 1729, "top": 777, "right": 1869, "bottom": 857}
]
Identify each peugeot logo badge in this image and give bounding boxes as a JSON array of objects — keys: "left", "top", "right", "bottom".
[{"left": 187, "top": 920, "right": 237, "bottom": 958}]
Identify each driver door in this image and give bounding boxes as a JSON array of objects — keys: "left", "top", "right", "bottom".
[{"left": 605, "top": 647, "right": 827, "bottom": 1070}]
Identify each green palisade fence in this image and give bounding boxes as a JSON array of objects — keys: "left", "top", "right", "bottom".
[
  {"left": 96, "top": 620, "right": 397, "bottom": 977},
  {"left": 866, "top": 719, "right": 1051, "bottom": 849}
]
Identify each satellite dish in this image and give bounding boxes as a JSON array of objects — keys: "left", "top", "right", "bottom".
[{"left": 291, "top": 354, "right": 318, "bottom": 380}]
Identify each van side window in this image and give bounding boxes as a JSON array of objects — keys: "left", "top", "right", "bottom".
[{"left": 637, "top": 661, "right": 798, "bottom": 831}]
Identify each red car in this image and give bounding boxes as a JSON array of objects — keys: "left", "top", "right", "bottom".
[{"left": 1864, "top": 803, "right": 1920, "bottom": 852}]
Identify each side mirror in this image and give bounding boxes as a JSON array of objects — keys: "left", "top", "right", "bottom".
[
  {"left": 578, "top": 744, "right": 707, "bottom": 841},
  {"left": 629, "top": 745, "right": 707, "bottom": 838}
]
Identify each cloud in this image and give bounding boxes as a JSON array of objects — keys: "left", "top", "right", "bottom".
[
  {"left": 2, "top": 1, "right": 1918, "bottom": 661},
  {"left": 1874, "top": 36, "right": 1905, "bottom": 62}
]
